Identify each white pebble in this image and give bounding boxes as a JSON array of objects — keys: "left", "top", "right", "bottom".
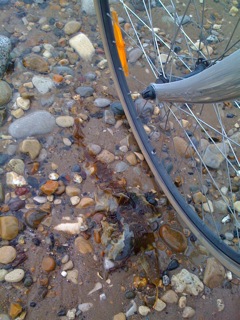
[{"left": 61, "top": 271, "right": 68, "bottom": 277}]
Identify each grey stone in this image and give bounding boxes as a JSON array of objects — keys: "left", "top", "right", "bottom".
[
  {"left": 32, "top": 75, "right": 54, "bottom": 94},
  {"left": 110, "top": 101, "right": 124, "bottom": 115},
  {"left": 128, "top": 47, "right": 143, "bottom": 63},
  {"left": 230, "top": 131, "right": 240, "bottom": 144},
  {"left": 0, "top": 314, "right": 10, "bottom": 320},
  {"left": 115, "top": 161, "right": 129, "bottom": 173},
  {"left": 40, "top": 95, "right": 55, "bottom": 107},
  {"left": 213, "top": 199, "right": 228, "bottom": 214},
  {"left": 177, "top": 15, "right": 191, "bottom": 25},
  {"left": 0, "top": 80, "right": 12, "bottom": 106},
  {"left": 202, "top": 143, "right": 229, "bottom": 169},
  {"left": 134, "top": 98, "right": 154, "bottom": 122},
  {"left": 75, "top": 86, "right": 94, "bottom": 97},
  {"left": 0, "top": 35, "right": 11, "bottom": 78},
  {"left": 8, "top": 111, "right": 56, "bottom": 139},
  {"left": 104, "top": 109, "right": 116, "bottom": 125},
  {"left": 84, "top": 72, "right": 96, "bottom": 81},
  {"left": 94, "top": 98, "right": 111, "bottom": 108},
  {"left": 52, "top": 66, "right": 75, "bottom": 76}
]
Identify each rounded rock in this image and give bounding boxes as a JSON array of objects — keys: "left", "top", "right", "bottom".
[
  {"left": 4, "top": 269, "right": 25, "bottom": 283},
  {"left": 182, "top": 306, "right": 195, "bottom": 319},
  {"left": 0, "top": 80, "right": 12, "bottom": 106},
  {"left": 64, "top": 21, "right": 81, "bottom": 35},
  {"left": 56, "top": 116, "right": 74, "bottom": 128},
  {"left": 0, "top": 246, "right": 17, "bottom": 264},
  {"left": 0, "top": 216, "right": 19, "bottom": 240},
  {"left": 41, "top": 256, "right": 56, "bottom": 272}
]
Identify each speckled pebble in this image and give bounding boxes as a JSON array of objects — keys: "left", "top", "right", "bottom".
[{"left": 4, "top": 269, "right": 25, "bottom": 283}]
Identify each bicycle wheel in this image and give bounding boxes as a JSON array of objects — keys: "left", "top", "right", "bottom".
[{"left": 94, "top": 0, "right": 240, "bottom": 276}]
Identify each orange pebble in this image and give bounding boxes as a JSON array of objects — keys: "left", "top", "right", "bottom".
[{"left": 53, "top": 74, "right": 64, "bottom": 83}]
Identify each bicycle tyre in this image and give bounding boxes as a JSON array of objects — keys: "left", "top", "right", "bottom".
[{"left": 94, "top": 0, "right": 240, "bottom": 276}]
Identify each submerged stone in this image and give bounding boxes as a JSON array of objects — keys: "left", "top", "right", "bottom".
[{"left": 8, "top": 111, "right": 56, "bottom": 139}]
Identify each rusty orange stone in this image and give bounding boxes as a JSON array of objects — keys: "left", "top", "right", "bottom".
[
  {"left": 53, "top": 74, "right": 64, "bottom": 83},
  {"left": 40, "top": 180, "right": 59, "bottom": 195},
  {"left": 159, "top": 224, "right": 187, "bottom": 253}
]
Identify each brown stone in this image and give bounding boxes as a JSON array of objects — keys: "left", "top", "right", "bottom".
[
  {"left": 0, "top": 216, "right": 19, "bottom": 240},
  {"left": 23, "top": 54, "right": 49, "bottom": 73},
  {"left": 41, "top": 256, "right": 56, "bottom": 272},
  {"left": 9, "top": 302, "right": 22, "bottom": 319},
  {"left": 74, "top": 236, "right": 93, "bottom": 254},
  {"left": 203, "top": 257, "right": 225, "bottom": 288},
  {"left": 40, "top": 180, "right": 59, "bottom": 195},
  {"left": 159, "top": 225, "right": 187, "bottom": 253}
]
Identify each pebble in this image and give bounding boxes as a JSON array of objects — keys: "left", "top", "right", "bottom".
[
  {"left": 40, "top": 180, "right": 59, "bottom": 195},
  {"left": 19, "top": 138, "right": 42, "bottom": 160},
  {"left": 182, "top": 306, "right": 195, "bottom": 318},
  {"left": 41, "top": 256, "right": 56, "bottom": 272},
  {"left": 32, "top": 75, "right": 54, "bottom": 94},
  {"left": 56, "top": 115, "right": 74, "bottom": 127},
  {"left": 202, "top": 200, "right": 214, "bottom": 213},
  {"left": 213, "top": 199, "right": 228, "bottom": 214},
  {"left": 8, "top": 111, "right": 56, "bottom": 139},
  {"left": 113, "top": 313, "right": 126, "bottom": 320},
  {"left": 81, "top": 0, "right": 95, "bottom": 15},
  {"left": 96, "top": 149, "right": 115, "bottom": 164},
  {"left": 24, "top": 209, "right": 48, "bottom": 229},
  {"left": 64, "top": 21, "right": 81, "bottom": 35},
  {"left": 6, "top": 172, "right": 27, "bottom": 188},
  {"left": 115, "top": 161, "right": 129, "bottom": 173},
  {"left": 9, "top": 303, "right": 22, "bottom": 319},
  {"left": 192, "top": 191, "right": 206, "bottom": 204},
  {"left": 110, "top": 101, "right": 124, "bottom": 115},
  {"left": 159, "top": 225, "right": 187, "bottom": 253},
  {"left": 94, "top": 98, "right": 111, "bottom": 108},
  {"left": 229, "top": 6, "right": 238, "bottom": 16},
  {"left": 97, "top": 59, "right": 108, "bottom": 69},
  {"left": 161, "top": 290, "right": 178, "bottom": 304},
  {"left": 75, "top": 236, "right": 93, "bottom": 254},
  {"left": 126, "top": 300, "right": 137, "bottom": 317},
  {"left": 7, "top": 159, "right": 25, "bottom": 175},
  {"left": 63, "top": 137, "right": 72, "bottom": 146},
  {"left": 0, "top": 269, "right": 8, "bottom": 281},
  {"left": 233, "top": 201, "right": 240, "bottom": 213},
  {"left": 4, "top": 269, "right": 25, "bottom": 283},
  {"left": 66, "top": 269, "right": 78, "bottom": 284},
  {"left": 0, "top": 216, "right": 19, "bottom": 240},
  {"left": 173, "top": 136, "right": 194, "bottom": 158},
  {"left": 23, "top": 54, "right": 49, "bottom": 73},
  {"left": 61, "top": 254, "right": 69, "bottom": 264},
  {"left": 216, "top": 298, "right": 225, "bottom": 312},
  {"left": 203, "top": 143, "right": 229, "bottom": 169},
  {"left": 0, "top": 154, "right": 10, "bottom": 166},
  {"left": 0, "top": 35, "right": 11, "bottom": 78},
  {"left": 203, "top": 257, "right": 225, "bottom": 288},
  {"left": 125, "top": 152, "right": 137, "bottom": 166},
  {"left": 78, "top": 302, "right": 93, "bottom": 312},
  {"left": 77, "top": 197, "right": 95, "bottom": 208},
  {"left": 65, "top": 185, "right": 81, "bottom": 197},
  {"left": 62, "top": 260, "right": 74, "bottom": 271},
  {"left": 0, "top": 246, "right": 17, "bottom": 264},
  {"left": 138, "top": 306, "right": 150, "bottom": 316},
  {"left": 104, "top": 109, "right": 116, "bottom": 125},
  {"left": 171, "top": 269, "right": 204, "bottom": 296},
  {"left": 87, "top": 143, "right": 102, "bottom": 155},
  {"left": 16, "top": 97, "right": 30, "bottom": 110},
  {"left": 11, "top": 108, "right": 24, "bottom": 119},
  {"left": 128, "top": 47, "right": 143, "bottom": 63},
  {"left": 70, "top": 196, "right": 80, "bottom": 206},
  {"left": 178, "top": 296, "right": 187, "bottom": 309},
  {"left": 69, "top": 33, "right": 95, "bottom": 61},
  {"left": 75, "top": 86, "right": 94, "bottom": 97},
  {"left": 153, "top": 299, "right": 166, "bottom": 312},
  {"left": 0, "top": 80, "right": 12, "bottom": 106}
]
